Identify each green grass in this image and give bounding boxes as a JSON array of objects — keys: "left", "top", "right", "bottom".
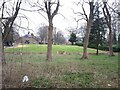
[
  {"left": 3, "top": 44, "right": 119, "bottom": 88},
  {"left": 5, "top": 44, "right": 98, "bottom": 53}
]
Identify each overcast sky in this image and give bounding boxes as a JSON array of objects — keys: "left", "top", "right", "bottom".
[
  {"left": 12, "top": 0, "right": 118, "bottom": 37},
  {"left": 17, "top": 0, "right": 86, "bottom": 36}
]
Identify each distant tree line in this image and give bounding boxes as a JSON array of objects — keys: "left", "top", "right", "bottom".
[{"left": 37, "top": 24, "right": 66, "bottom": 45}]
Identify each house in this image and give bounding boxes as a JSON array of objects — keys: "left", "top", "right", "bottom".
[{"left": 15, "top": 34, "right": 40, "bottom": 44}]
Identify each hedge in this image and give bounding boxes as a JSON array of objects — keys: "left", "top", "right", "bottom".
[{"left": 75, "top": 42, "right": 120, "bottom": 52}]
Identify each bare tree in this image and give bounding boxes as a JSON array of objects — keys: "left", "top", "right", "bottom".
[
  {"left": 0, "top": 0, "right": 22, "bottom": 63},
  {"left": 26, "top": 0, "right": 60, "bottom": 60},
  {"left": 0, "top": 2, "right": 4, "bottom": 63},
  {"left": 37, "top": 24, "right": 48, "bottom": 44},
  {"left": 0, "top": 2, "right": 6, "bottom": 64},
  {"left": 53, "top": 31, "right": 66, "bottom": 45},
  {"left": 73, "top": 0, "right": 95, "bottom": 59},
  {"left": 80, "top": 0, "right": 95, "bottom": 59},
  {"left": 44, "top": 0, "right": 60, "bottom": 61},
  {"left": 112, "top": 12, "right": 118, "bottom": 45},
  {"left": 67, "top": 27, "right": 80, "bottom": 35},
  {"left": 118, "top": 1, "right": 120, "bottom": 42},
  {"left": 106, "top": 0, "right": 120, "bottom": 36},
  {"left": 110, "top": 1, "right": 120, "bottom": 45},
  {"left": 102, "top": 1, "right": 114, "bottom": 56},
  {"left": 2, "top": 0, "right": 22, "bottom": 45}
]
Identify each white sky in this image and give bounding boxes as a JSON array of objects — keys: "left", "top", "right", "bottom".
[
  {"left": 17, "top": 0, "right": 86, "bottom": 36},
  {"left": 2, "top": 0, "right": 117, "bottom": 37}
]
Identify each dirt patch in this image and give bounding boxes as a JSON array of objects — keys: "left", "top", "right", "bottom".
[
  {"left": 13, "top": 45, "right": 28, "bottom": 48},
  {"left": 5, "top": 45, "right": 28, "bottom": 49}
]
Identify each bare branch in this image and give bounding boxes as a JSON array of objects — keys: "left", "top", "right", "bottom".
[
  {"left": 1, "top": 2, "right": 6, "bottom": 19},
  {"left": 72, "top": 8, "right": 84, "bottom": 16},
  {"left": 38, "top": 12, "right": 48, "bottom": 21},
  {"left": 107, "top": 3, "right": 119, "bottom": 15},
  {"left": 44, "top": 1, "right": 50, "bottom": 18},
  {"left": 20, "top": 8, "right": 45, "bottom": 12},
  {"left": 52, "top": 0, "right": 59, "bottom": 18},
  {"left": 14, "top": 23, "right": 33, "bottom": 31},
  {"left": 82, "top": 4, "right": 88, "bottom": 21},
  {"left": 18, "top": 13, "right": 30, "bottom": 28},
  {"left": 57, "top": 13, "right": 66, "bottom": 20},
  {"left": 2, "top": 0, "right": 22, "bottom": 41},
  {"left": 102, "top": 2, "right": 111, "bottom": 27}
]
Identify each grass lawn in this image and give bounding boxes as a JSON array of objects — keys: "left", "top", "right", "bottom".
[
  {"left": 3, "top": 44, "right": 119, "bottom": 88},
  {"left": 5, "top": 44, "right": 100, "bottom": 53}
]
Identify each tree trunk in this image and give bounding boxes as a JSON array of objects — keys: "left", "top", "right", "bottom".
[
  {"left": 45, "top": 0, "right": 59, "bottom": 61},
  {"left": 108, "top": 28, "right": 114, "bottom": 56},
  {"left": 96, "top": 44, "right": 99, "bottom": 55},
  {"left": 107, "top": 14, "right": 114, "bottom": 56},
  {"left": 71, "top": 42, "right": 74, "bottom": 45},
  {"left": 46, "top": 19, "right": 53, "bottom": 61},
  {"left": 103, "top": 2, "right": 114, "bottom": 56},
  {"left": 96, "top": 30, "right": 100, "bottom": 55},
  {"left": 113, "top": 30, "right": 117, "bottom": 44},
  {"left": 81, "top": 21, "right": 91, "bottom": 59},
  {"left": 107, "top": 19, "right": 114, "bottom": 56},
  {"left": 81, "top": 2, "right": 94, "bottom": 59}
]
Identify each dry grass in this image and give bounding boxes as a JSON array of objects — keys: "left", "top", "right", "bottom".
[
  {"left": 2, "top": 53, "right": 118, "bottom": 88},
  {"left": 3, "top": 44, "right": 119, "bottom": 88}
]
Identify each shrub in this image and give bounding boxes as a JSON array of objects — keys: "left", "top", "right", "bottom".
[
  {"left": 75, "top": 42, "right": 83, "bottom": 46},
  {"left": 98, "top": 45, "right": 109, "bottom": 51},
  {"left": 88, "top": 44, "right": 97, "bottom": 49},
  {"left": 75, "top": 42, "right": 119, "bottom": 52},
  {"left": 112, "top": 45, "right": 120, "bottom": 52}
]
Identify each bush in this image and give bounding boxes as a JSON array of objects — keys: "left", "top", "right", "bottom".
[
  {"left": 92, "top": 45, "right": 120, "bottom": 52},
  {"left": 88, "top": 44, "right": 109, "bottom": 51},
  {"left": 75, "top": 42, "right": 120, "bottom": 52},
  {"left": 88, "top": 44, "right": 97, "bottom": 49},
  {"left": 98, "top": 45, "right": 109, "bottom": 51},
  {"left": 112, "top": 45, "right": 120, "bottom": 52},
  {"left": 75, "top": 42, "right": 83, "bottom": 46}
]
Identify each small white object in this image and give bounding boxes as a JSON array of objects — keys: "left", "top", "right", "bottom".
[
  {"left": 20, "top": 53, "right": 23, "bottom": 55},
  {"left": 107, "top": 84, "right": 111, "bottom": 87},
  {"left": 22, "top": 75, "right": 29, "bottom": 82}
]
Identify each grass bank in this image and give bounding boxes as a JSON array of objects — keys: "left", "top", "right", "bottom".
[{"left": 3, "top": 44, "right": 119, "bottom": 88}]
